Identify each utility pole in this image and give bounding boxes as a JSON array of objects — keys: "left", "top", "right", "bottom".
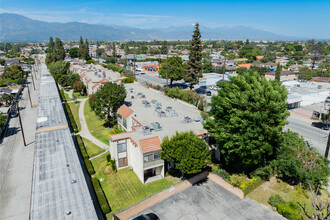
[
  {"left": 325, "top": 132, "right": 330, "bottom": 159},
  {"left": 17, "top": 102, "right": 26, "bottom": 146},
  {"left": 27, "top": 84, "right": 32, "bottom": 108}
]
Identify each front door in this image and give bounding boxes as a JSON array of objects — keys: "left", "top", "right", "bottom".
[{"left": 118, "top": 157, "right": 127, "bottom": 167}]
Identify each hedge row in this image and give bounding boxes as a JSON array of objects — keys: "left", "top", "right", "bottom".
[
  {"left": 76, "top": 135, "right": 89, "bottom": 159},
  {"left": 85, "top": 159, "right": 95, "bottom": 175},
  {"left": 92, "top": 178, "right": 111, "bottom": 214},
  {"left": 107, "top": 63, "right": 135, "bottom": 79},
  {"left": 60, "top": 89, "right": 66, "bottom": 101},
  {"left": 64, "top": 101, "right": 78, "bottom": 133}
]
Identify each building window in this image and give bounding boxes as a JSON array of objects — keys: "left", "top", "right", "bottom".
[
  {"left": 154, "top": 152, "right": 160, "bottom": 160},
  {"left": 117, "top": 143, "right": 127, "bottom": 153},
  {"left": 144, "top": 154, "right": 153, "bottom": 163},
  {"left": 123, "top": 118, "right": 127, "bottom": 129}
]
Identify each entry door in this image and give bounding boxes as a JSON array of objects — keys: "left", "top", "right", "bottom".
[{"left": 118, "top": 158, "right": 128, "bottom": 167}]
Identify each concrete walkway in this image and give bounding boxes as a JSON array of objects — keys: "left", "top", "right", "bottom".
[
  {"left": 77, "top": 98, "right": 109, "bottom": 150},
  {"left": 89, "top": 150, "right": 109, "bottom": 161}
]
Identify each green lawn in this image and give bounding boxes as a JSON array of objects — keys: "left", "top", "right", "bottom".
[
  {"left": 91, "top": 153, "right": 180, "bottom": 219},
  {"left": 73, "top": 92, "right": 88, "bottom": 99},
  {"left": 82, "top": 137, "right": 105, "bottom": 158},
  {"left": 84, "top": 100, "right": 111, "bottom": 145},
  {"left": 64, "top": 92, "right": 73, "bottom": 101},
  {"left": 68, "top": 101, "right": 81, "bottom": 132}
]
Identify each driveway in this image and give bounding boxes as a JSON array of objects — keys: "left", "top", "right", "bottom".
[{"left": 129, "top": 179, "right": 284, "bottom": 220}]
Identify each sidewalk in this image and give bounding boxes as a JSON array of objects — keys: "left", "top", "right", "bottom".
[
  {"left": 78, "top": 98, "right": 109, "bottom": 150},
  {"left": 0, "top": 61, "right": 41, "bottom": 219}
]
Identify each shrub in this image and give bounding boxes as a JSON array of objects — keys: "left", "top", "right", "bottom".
[
  {"left": 240, "top": 177, "right": 264, "bottom": 196},
  {"left": 277, "top": 201, "right": 305, "bottom": 220},
  {"left": 76, "top": 135, "right": 89, "bottom": 159},
  {"left": 229, "top": 173, "right": 249, "bottom": 188},
  {"left": 86, "top": 60, "right": 96, "bottom": 64},
  {"left": 108, "top": 159, "right": 117, "bottom": 173},
  {"left": 91, "top": 178, "right": 111, "bottom": 214},
  {"left": 268, "top": 194, "right": 286, "bottom": 208},
  {"left": 107, "top": 63, "right": 135, "bottom": 79},
  {"left": 84, "top": 159, "right": 95, "bottom": 175},
  {"left": 64, "top": 101, "right": 78, "bottom": 133},
  {"left": 60, "top": 89, "right": 66, "bottom": 101},
  {"left": 121, "top": 77, "right": 135, "bottom": 83},
  {"left": 109, "top": 124, "right": 125, "bottom": 135},
  {"left": 251, "top": 161, "right": 277, "bottom": 180},
  {"left": 212, "top": 167, "right": 230, "bottom": 181}
]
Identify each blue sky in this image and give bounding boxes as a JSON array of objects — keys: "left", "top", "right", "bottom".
[{"left": 1, "top": 0, "right": 330, "bottom": 38}]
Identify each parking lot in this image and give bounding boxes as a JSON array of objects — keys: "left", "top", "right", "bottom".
[{"left": 129, "top": 179, "right": 284, "bottom": 220}]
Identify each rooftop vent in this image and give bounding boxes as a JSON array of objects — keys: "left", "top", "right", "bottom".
[
  {"left": 154, "top": 101, "right": 162, "bottom": 107},
  {"left": 142, "top": 100, "right": 151, "bottom": 107},
  {"left": 184, "top": 116, "right": 192, "bottom": 123},
  {"left": 95, "top": 71, "right": 97, "bottom": 75},
  {"left": 142, "top": 126, "right": 151, "bottom": 135},
  {"left": 130, "top": 94, "right": 135, "bottom": 99},
  {"left": 158, "top": 111, "right": 166, "bottom": 117},
  {"left": 151, "top": 99, "right": 157, "bottom": 104},
  {"left": 166, "top": 106, "right": 172, "bottom": 112},
  {"left": 169, "top": 109, "right": 178, "bottom": 117},
  {"left": 151, "top": 122, "right": 162, "bottom": 131}
]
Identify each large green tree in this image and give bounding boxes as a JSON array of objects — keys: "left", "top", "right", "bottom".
[
  {"left": 277, "top": 130, "right": 329, "bottom": 187},
  {"left": 185, "top": 23, "right": 203, "bottom": 90},
  {"left": 275, "top": 63, "right": 281, "bottom": 81},
  {"left": 46, "top": 37, "right": 65, "bottom": 65},
  {"left": 69, "top": 47, "right": 79, "bottom": 58},
  {"left": 48, "top": 61, "right": 70, "bottom": 80},
  {"left": 89, "top": 82, "right": 126, "bottom": 126},
  {"left": 159, "top": 56, "right": 184, "bottom": 86},
  {"left": 203, "top": 71, "right": 289, "bottom": 172},
  {"left": 161, "top": 131, "right": 211, "bottom": 175},
  {"left": 0, "top": 63, "right": 25, "bottom": 86}
]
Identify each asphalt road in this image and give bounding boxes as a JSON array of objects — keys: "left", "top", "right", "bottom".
[
  {"left": 136, "top": 71, "right": 166, "bottom": 86},
  {"left": 0, "top": 63, "right": 41, "bottom": 220},
  {"left": 286, "top": 114, "right": 329, "bottom": 157}
]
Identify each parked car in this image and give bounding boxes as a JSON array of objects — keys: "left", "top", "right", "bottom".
[
  {"left": 132, "top": 213, "right": 159, "bottom": 220},
  {"left": 206, "top": 91, "right": 212, "bottom": 96},
  {"left": 10, "top": 110, "right": 18, "bottom": 118},
  {"left": 311, "top": 122, "right": 329, "bottom": 130}
]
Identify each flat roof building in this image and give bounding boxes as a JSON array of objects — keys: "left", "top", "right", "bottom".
[{"left": 109, "top": 83, "right": 208, "bottom": 183}]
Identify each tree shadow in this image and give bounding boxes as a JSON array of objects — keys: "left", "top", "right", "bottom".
[{"left": 0, "top": 127, "right": 19, "bottom": 143}]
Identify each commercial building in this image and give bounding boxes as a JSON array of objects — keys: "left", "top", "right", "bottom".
[{"left": 109, "top": 83, "right": 210, "bottom": 183}]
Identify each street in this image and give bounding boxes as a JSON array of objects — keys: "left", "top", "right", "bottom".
[
  {"left": 286, "top": 113, "right": 329, "bottom": 157},
  {"left": 0, "top": 62, "right": 41, "bottom": 220}
]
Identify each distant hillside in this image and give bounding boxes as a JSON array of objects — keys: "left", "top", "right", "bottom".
[{"left": 0, "top": 13, "right": 303, "bottom": 42}]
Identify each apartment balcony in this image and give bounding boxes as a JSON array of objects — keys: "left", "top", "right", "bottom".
[{"left": 143, "top": 159, "right": 164, "bottom": 169}]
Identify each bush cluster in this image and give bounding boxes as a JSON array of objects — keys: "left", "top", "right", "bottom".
[
  {"left": 212, "top": 167, "right": 230, "bottom": 180},
  {"left": 121, "top": 77, "right": 135, "bottom": 83},
  {"left": 240, "top": 177, "right": 264, "bottom": 196},
  {"left": 107, "top": 63, "right": 135, "bottom": 79},
  {"left": 268, "top": 194, "right": 286, "bottom": 208},
  {"left": 108, "top": 159, "right": 117, "bottom": 173},
  {"left": 91, "top": 178, "right": 111, "bottom": 214},
  {"left": 164, "top": 87, "right": 207, "bottom": 110},
  {"left": 277, "top": 201, "right": 305, "bottom": 220}
]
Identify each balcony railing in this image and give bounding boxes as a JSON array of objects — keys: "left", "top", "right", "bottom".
[{"left": 143, "top": 159, "right": 164, "bottom": 169}]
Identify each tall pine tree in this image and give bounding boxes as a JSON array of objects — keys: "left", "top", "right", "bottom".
[
  {"left": 185, "top": 23, "right": 203, "bottom": 90},
  {"left": 275, "top": 63, "right": 281, "bottom": 81},
  {"left": 45, "top": 37, "right": 54, "bottom": 65},
  {"left": 53, "top": 38, "right": 66, "bottom": 61}
]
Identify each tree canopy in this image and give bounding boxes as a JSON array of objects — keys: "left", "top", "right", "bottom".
[
  {"left": 159, "top": 56, "right": 184, "bottom": 86},
  {"left": 203, "top": 71, "right": 289, "bottom": 172},
  {"left": 160, "top": 131, "right": 211, "bottom": 175},
  {"left": 46, "top": 37, "right": 65, "bottom": 65},
  {"left": 89, "top": 82, "right": 126, "bottom": 126},
  {"left": 185, "top": 23, "right": 203, "bottom": 90},
  {"left": 0, "top": 63, "right": 25, "bottom": 86},
  {"left": 277, "top": 130, "right": 329, "bottom": 187}
]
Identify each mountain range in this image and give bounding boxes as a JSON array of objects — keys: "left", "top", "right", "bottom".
[{"left": 0, "top": 13, "right": 304, "bottom": 42}]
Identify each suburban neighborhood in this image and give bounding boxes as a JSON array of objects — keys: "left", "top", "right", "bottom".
[{"left": 0, "top": 1, "right": 330, "bottom": 220}]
